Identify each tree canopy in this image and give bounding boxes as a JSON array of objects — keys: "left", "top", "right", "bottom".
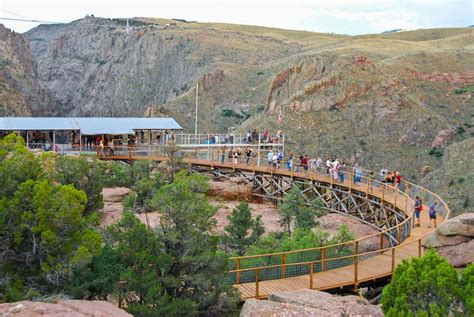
[
  {"left": 278, "top": 187, "right": 327, "bottom": 235},
  {"left": 222, "top": 201, "right": 264, "bottom": 255},
  {"left": 381, "top": 249, "right": 463, "bottom": 316}
]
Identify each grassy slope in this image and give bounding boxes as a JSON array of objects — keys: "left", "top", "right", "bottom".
[{"left": 137, "top": 21, "right": 472, "bottom": 211}]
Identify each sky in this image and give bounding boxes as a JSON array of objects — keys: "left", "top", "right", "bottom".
[{"left": 1, "top": 0, "right": 473, "bottom": 35}]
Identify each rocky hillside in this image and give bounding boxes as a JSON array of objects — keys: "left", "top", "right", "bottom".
[
  {"left": 24, "top": 17, "right": 310, "bottom": 119},
  {"left": 0, "top": 25, "right": 55, "bottom": 116},
  {"left": 1, "top": 19, "right": 473, "bottom": 213},
  {"left": 421, "top": 138, "right": 474, "bottom": 216}
]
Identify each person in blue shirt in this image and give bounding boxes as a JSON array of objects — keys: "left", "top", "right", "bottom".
[
  {"left": 267, "top": 150, "right": 274, "bottom": 171},
  {"left": 414, "top": 196, "right": 422, "bottom": 227},
  {"left": 429, "top": 201, "right": 438, "bottom": 228}
]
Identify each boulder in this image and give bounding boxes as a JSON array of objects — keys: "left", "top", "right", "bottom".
[
  {"left": 435, "top": 240, "right": 474, "bottom": 268},
  {"left": 208, "top": 178, "right": 252, "bottom": 201},
  {"left": 102, "top": 187, "right": 132, "bottom": 203},
  {"left": 240, "top": 299, "right": 321, "bottom": 317},
  {"left": 423, "top": 233, "right": 470, "bottom": 248},
  {"left": 423, "top": 213, "right": 474, "bottom": 267},
  {"left": 0, "top": 300, "right": 132, "bottom": 317},
  {"left": 241, "top": 289, "right": 383, "bottom": 317},
  {"left": 436, "top": 214, "right": 474, "bottom": 237}
]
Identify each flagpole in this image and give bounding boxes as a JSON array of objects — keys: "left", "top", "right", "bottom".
[{"left": 195, "top": 82, "right": 199, "bottom": 135}]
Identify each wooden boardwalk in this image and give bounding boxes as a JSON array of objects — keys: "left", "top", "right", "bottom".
[{"left": 101, "top": 153, "right": 449, "bottom": 299}]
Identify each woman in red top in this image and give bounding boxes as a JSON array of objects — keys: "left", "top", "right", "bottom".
[{"left": 395, "top": 172, "right": 402, "bottom": 190}]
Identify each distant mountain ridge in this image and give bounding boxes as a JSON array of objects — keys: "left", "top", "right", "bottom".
[{"left": 0, "top": 18, "right": 473, "bottom": 212}]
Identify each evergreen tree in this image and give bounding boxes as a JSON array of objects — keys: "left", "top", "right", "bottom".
[
  {"left": 278, "top": 187, "right": 326, "bottom": 235},
  {"left": 222, "top": 201, "right": 265, "bottom": 255},
  {"left": 381, "top": 249, "right": 460, "bottom": 316},
  {"left": 54, "top": 156, "right": 106, "bottom": 214},
  {"left": 0, "top": 134, "right": 102, "bottom": 301},
  {"left": 0, "top": 134, "right": 42, "bottom": 198},
  {"left": 0, "top": 180, "right": 102, "bottom": 301},
  {"left": 151, "top": 171, "right": 239, "bottom": 315},
  {"left": 460, "top": 263, "right": 474, "bottom": 315}
]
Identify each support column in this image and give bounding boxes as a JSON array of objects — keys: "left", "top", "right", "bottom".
[
  {"left": 257, "top": 137, "right": 261, "bottom": 166},
  {"left": 53, "top": 131, "right": 56, "bottom": 152},
  {"left": 26, "top": 131, "right": 29, "bottom": 148},
  {"left": 79, "top": 131, "right": 82, "bottom": 153}
]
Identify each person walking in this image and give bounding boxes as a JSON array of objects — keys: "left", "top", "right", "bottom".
[
  {"left": 428, "top": 201, "right": 438, "bottom": 228},
  {"left": 301, "top": 155, "right": 309, "bottom": 176},
  {"left": 414, "top": 196, "right": 423, "bottom": 227},
  {"left": 245, "top": 147, "right": 252, "bottom": 165},
  {"left": 316, "top": 156, "right": 323, "bottom": 174},
  {"left": 221, "top": 146, "right": 227, "bottom": 164},
  {"left": 338, "top": 161, "right": 345, "bottom": 183},
  {"left": 277, "top": 149, "right": 283, "bottom": 168},
  {"left": 369, "top": 171, "right": 377, "bottom": 191},
  {"left": 267, "top": 150, "right": 274, "bottom": 171}
]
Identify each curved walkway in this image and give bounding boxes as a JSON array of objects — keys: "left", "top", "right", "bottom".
[{"left": 100, "top": 152, "right": 451, "bottom": 299}]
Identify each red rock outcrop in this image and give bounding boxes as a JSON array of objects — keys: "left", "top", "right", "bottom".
[{"left": 0, "top": 300, "right": 131, "bottom": 317}]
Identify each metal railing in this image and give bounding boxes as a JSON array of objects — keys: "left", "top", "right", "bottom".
[{"left": 96, "top": 145, "right": 451, "bottom": 298}]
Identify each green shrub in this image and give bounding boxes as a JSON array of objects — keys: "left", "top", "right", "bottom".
[
  {"left": 428, "top": 147, "right": 444, "bottom": 158},
  {"left": 381, "top": 249, "right": 459, "bottom": 316}
]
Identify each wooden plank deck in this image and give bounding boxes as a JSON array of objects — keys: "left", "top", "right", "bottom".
[{"left": 101, "top": 153, "right": 446, "bottom": 299}]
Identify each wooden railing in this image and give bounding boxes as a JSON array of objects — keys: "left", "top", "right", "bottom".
[{"left": 99, "top": 145, "right": 451, "bottom": 296}]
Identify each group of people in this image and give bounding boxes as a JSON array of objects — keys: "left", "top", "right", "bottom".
[
  {"left": 218, "top": 146, "right": 257, "bottom": 165},
  {"left": 245, "top": 129, "right": 282, "bottom": 144},
  {"left": 208, "top": 129, "right": 283, "bottom": 145}
]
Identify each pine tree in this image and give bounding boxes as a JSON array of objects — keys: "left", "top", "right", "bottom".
[
  {"left": 222, "top": 201, "right": 265, "bottom": 255},
  {"left": 460, "top": 263, "right": 474, "bottom": 315},
  {"left": 278, "top": 187, "right": 326, "bottom": 235},
  {"left": 381, "top": 249, "right": 460, "bottom": 316}
]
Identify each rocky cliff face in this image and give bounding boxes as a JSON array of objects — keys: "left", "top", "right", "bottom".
[
  {"left": 24, "top": 17, "right": 300, "bottom": 118},
  {"left": 421, "top": 138, "right": 474, "bottom": 215},
  {"left": 0, "top": 25, "right": 53, "bottom": 116}
]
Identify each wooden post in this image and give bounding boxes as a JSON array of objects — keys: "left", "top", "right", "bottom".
[
  {"left": 349, "top": 171, "right": 352, "bottom": 191},
  {"left": 321, "top": 248, "right": 326, "bottom": 271},
  {"left": 421, "top": 189, "right": 425, "bottom": 205},
  {"left": 397, "top": 227, "right": 401, "bottom": 245},
  {"left": 236, "top": 258, "right": 241, "bottom": 284},
  {"left": 366, "top": 178, "right": 370, "bottom": 194},
  {"left": 257, "top": 137, "right": 261, "bottom": 166},
  {"left": 354, "top": 254, "right": 358, "bottom": 286},
  {"left": 382, "top": 184, "right": 385, "bottom": 203},
  {"left": 255, "top": 269, "right": 260, "bottom": 299},
  {"left": 391, "top": 248, "right": 395, "bottom": 272},
  {"left": 418, "top": 239, "right": 422, "bottom": 257},
  {"left": 394, "top": 188, "right": 398, "bottom": 206},
  {"left": 148, "top": 143, "right": 151, "bottom": 158},
  {"left": 380, "top": 233, "right": 384, "bottom": 254},
  {"left": 282, "top": 254, "right": 287, "bottom": 278},
  {"left": 79, "top": 131, "right": 82, "bottom": 153},
  {"left": 310, "top": 262, "right": 314, "bottom": 289}
]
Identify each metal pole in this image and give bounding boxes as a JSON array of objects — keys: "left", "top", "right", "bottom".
[
  {"left": 282, "top": 133, "right": 285, "bottom": 159},
  {"left": 53, "top": 131, "right": 56, "bottom": 152},
  {"left": 79, "top": 131, "right": 82, "bottom": 153},
  {"left": 26, "top": 131, "right": 29, "bottom": 148},
  {"left": 194, "top": 82, "right": 199, "bottom": 135}
]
